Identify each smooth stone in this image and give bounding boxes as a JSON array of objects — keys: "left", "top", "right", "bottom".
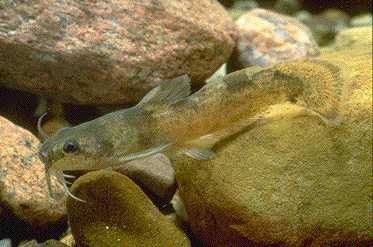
[
  {"left": 351, "top": 14, "right": 372, "bottom": 27},
  {"left": 228, "top": 8, "right": 319, "bottom": 72},
  {"left": 0, "top": 116, "right": 66, "bottom": 227},
  {"left": 114, "top": 153, "right": 177, "bottom": 206},
  {"left": 67, "top": 170, "right": 190, "bottom": 247},
  {"left": 0, "top": 0, "right": 237, "bottom": 105},
  {"left": 332, "top": 26, "right": 373, "bottom": 50},
  {"left": 174, "top": 33, "right": 372, "bottom": 246}
]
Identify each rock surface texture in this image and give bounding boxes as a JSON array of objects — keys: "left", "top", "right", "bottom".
[
  {"left": 174, "top": 27, "right": 372, "bottom": 246},
  {"left": 114, "top": 153, "right": 177, "bottom": 207},
  {"left": 67, "top": 170, "right": 190, "bottom": 247},
  {"left": 228, "top": 8, "right": 319, "bottom": 72},
  {"left": 0, "top": 116, "right": 66, "bottom": 227},
  {"left": 0, "top": 0, "right": 237, "bottom": 105},
  {"left": 19, "top": 239, "right": 69, "bottom": 247}
]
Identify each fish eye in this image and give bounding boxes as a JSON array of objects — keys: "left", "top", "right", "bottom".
[{"left": 63, "top": 140, "right": 80, "bottom": 154}]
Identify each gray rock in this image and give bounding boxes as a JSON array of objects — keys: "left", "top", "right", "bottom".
[
  {"left": 0, "top": 239, "right": 11, "bottom": 247},
  {"left": 114, "top": 153, "right": 177, "bottom": 206},
  {"left": 228, "top": 8, "right": 319, "bottom": 72},
  {"left": 351, "top": 14, "right": 372, "bottom": 27}
]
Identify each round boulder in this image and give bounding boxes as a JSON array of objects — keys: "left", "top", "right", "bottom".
[{"left": 67, "top": 170, "right": 190, "bottom": 247}]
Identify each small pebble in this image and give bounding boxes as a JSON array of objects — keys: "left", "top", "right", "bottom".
[
  {"left": 0, "top": 239, "right": 11, "bottom": 247},
  {"left": 351, "top": 14, "right": 372, "bottom": 27}
]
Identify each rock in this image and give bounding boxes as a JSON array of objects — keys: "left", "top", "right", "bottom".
[
  {"left": 228, "top": 8, "right": 319, "bottom": 72},
  {"left": 171, "top": 193, "right": 188, "bottom": 223},
  {"left": 333, "top": 26, "right": 372, "bottom": 51},
  {"left": 205, "top": 64, "right": 227, "bottom": 83},
  {"left": 67, "top": 170, "right": 190, "bottom": 247},
  {"left": 174, "top": 36, "right": 372, "bottom": 246},
  {"left": 0, "top": 239, "right": 11, "bottom": 247},
  {"left": 351, "top": 14, "right": 372, "bottom": 27},
  {"left": 295, "top": 10, "right": 313, "bottom": 23},
  {"left": 298, "top": 9, "right": 350, "bottom": 46},
  {"left": 114, "top": 153, "right": 177, "bottom": 206},
  {"left": 0, "top": 0, "right": 238, "bottom": 105},
  {"left": 60, "top": 233, "right": 75, "bottom": 247},
  {"left": 18, "top": 240, "right": 69, "bottom": 247},
  {"left": 0, "top": 116, "right": 66, "bottom": 227},
  {"left": 274, "top": 0, "right": 302, "bottom": 15}
]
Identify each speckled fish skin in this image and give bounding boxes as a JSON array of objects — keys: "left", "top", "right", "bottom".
[{"left": 39, "top": 59, "right": 344, "bottom": 173}]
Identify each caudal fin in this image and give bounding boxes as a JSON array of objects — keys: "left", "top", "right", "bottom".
[
  {"left": 270, "top": 59, "right": 347, "bottom": 126},
  {"left": 296, "top": 60, "right": 346, "bottom": 126}
]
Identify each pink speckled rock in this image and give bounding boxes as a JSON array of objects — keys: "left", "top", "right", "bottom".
[
  {"left": 228, "top": 8, "right": 319, "bottom": 72},
  {"left": 0, "top": 116, "right": 66, "bottom": 227},
  {"left": 0, "top": 0, "right": 238, "bottom": 105}
]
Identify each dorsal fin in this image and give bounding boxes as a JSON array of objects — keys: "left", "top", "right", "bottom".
[{"left": 136, "top": 75, "right": 191, "bottom": 111}]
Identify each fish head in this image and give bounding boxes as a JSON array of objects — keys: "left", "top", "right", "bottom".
[{"left": 38, "top": 120, "right": 128, "bottom": 172}]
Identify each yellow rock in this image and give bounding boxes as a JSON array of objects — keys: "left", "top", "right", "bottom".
[{"left": 67, "top": 170, "right": 190, "bottom": 247}]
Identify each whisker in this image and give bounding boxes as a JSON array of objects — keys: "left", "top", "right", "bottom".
[
  {"left": 64, "top": 180, "right": 73, "bottom": 185},
  {"left": 37, "top": 112, "right": 49, "bottom": 141},
  {"left": 57, "top": 172, "right": 86, "bottom": 203},
  {"left": 62, "top": 173, "right": 76, "bottom": 178}
]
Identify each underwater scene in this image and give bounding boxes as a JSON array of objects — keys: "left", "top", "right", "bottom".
[{"left": 0, "top": 0, "right": 372, "bottom": 246}]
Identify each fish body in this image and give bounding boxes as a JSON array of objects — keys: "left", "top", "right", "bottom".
[{"left": 38, "top": 60, "right": 345, "bottom": 198}]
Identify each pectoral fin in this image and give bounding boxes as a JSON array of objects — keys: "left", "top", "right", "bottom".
[
  {"left": 136, "top": 75, "right": 191, "bottom": 112},
  {"left": 180, "top": 116, "right": 263, "bottom": 161},
  {"left": 181, "top": 148, "right": 215, "bottom": 160},
  {"left": 115, "top": 144, "right": 172, "bottom": 163}
]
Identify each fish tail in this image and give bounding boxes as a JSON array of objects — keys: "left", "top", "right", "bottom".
[
  {"left": 298, "top": 60, "right": 346, "bottom": 126},
  {"left": 271, "top": 59, "right": 347, "bottom": 126}
]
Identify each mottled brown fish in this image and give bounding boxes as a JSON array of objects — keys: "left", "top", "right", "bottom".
[{"left": 38, "top": 60, "right": 345, "bottom": 201}]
